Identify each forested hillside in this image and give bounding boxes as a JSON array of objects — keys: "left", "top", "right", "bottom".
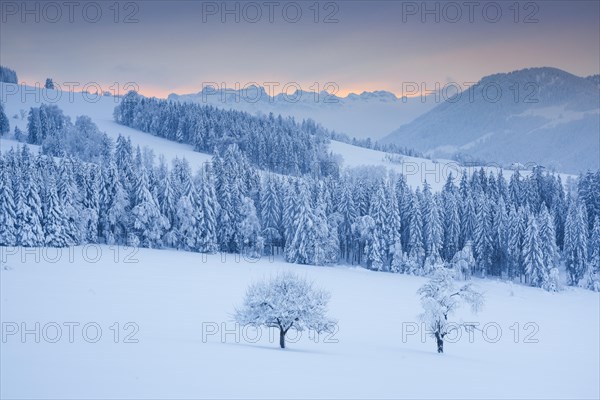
[{"left": 2, "top": 96, "right": 599, "bottom": 291}]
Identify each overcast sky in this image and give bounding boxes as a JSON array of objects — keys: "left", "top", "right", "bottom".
[{"left": 1, "top": 0, "right": 599, "bottom": 98}]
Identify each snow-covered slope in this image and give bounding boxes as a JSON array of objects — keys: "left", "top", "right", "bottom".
[
  {"left": 0, "top": 83, "right": 572, "bottom": 191},
  {"left": 168, "top": 86, "right": 436, "bottom": 140},
  {"left": 382, "top": 67, "right": 600, "bottom": 174},
  {"left": 1, "top": 246, "right": 598, "bottom": 399},
  {"left": 0, "top": 83, "right": 213, "bottom": 166}
]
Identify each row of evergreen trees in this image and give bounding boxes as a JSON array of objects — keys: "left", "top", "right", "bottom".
[
  {"left": 113, "top": 91, "right": 337, "bottom": 176},
  {"left": 1, "top": 131, "right": 599, "bottom": 291},
  {"left": 0, "top": 103, "right": 9, "bottom": 136}
]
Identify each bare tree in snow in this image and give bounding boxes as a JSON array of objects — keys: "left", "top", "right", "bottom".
[
  {"left": 418, "top": 265, "right": 484, "bottom": 353},
  {"left": 235, "top": 272, "right": 336, "bottom": 349}
]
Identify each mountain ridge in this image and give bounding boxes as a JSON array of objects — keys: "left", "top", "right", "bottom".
[{"left": 381, "top": 67, "right": 600, "bottom": 173}]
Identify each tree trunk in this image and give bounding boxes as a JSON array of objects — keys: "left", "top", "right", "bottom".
[
  {"left": 279, "top": 329, "right": 285, "bottom": 349},
  {"left": 435, "top": 333, "right": 444, "bottom": 353}
]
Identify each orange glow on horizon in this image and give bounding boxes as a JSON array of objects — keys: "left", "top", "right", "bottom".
[{"left": 14, "top": 77, "right": 427, "bottom": 100}]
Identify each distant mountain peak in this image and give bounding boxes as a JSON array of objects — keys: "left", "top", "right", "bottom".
[
  {"left": 381, "top": 66, "right": 600, "bottom": 173},
  {"left": 174, "top": 85, "right": 401, "bottom": 104}
]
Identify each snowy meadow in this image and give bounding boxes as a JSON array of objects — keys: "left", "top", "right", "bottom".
[{"left": 1, "top": 245, "right": 599, "bottom": 399}]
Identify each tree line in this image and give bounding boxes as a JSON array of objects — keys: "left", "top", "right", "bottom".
[
  {"left": 113, "top": 91, "right": 337, "bottom": 176},
  {"left": 1, "top": 101, "right": 599, "bottom": 292},
  {"left": 1, "top": 137, "right": 599, "bottom": 292}
]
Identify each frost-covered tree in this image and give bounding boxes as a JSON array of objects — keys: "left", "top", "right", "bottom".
[
  {"left": 158, "top": 173, "right": 178, "bottom": 247},
  {"left": 422, "top": 183, "right": 442, "bottom": 261},
  {"left": 366, "top": 184, "right": 387, "bottom": 270},
  {"left": 460, "top": 194, "right": 477, "bottom": 249},
  {"left": 213, "top": 146, "right": 249, "bottom": 253},
  {"left": 474, "top": 194, "right": 493, "bottom": 277},
  {"left": 239, "top": 196, "right": 263, "bottom": 257},
  {"left": 451, "top": 241, "right": 475, "bottom": 281},
  {"left": 234, "top": 273, "right": 336, "bottom": 349},
  {"left": 261, "top": 176, "right": 283, "bottom": 255},
  {"left": 564, "top": 200, "right": 588, "bottom": 285},
  {"left": 442, "top": 191, "right": 460, "bottom": 262},
  {"left": 337, "top": 179, "right": 357, "bottom": 262},
  {"left": 0, "top": 103, "right": 9, "bottom": 136},
  {"left": 196, "top": 169, "right": 219, "bottom": 253},
  {"left": 129, "top": 167, "right": 167, "bottom": 248},
  {"left": 42, "top": 173, "right": 69, "bottom": 247},
  {"left": 114, "top": 134, "right": 136, "bottom": 199},
  {"left": 57, "top": 158, "right": 81, "bottom": 244},
  {"left": 19, "top": 162, "right": 45, "bottom": 246},
  {"left": 523, "top": 214, "right": 546, "bottom": 288},
  {"left": 406, "top": 192, "right": 424, "bottom": 274},
  {"left": 174, "top": 166, "right": 200, "bottom": 251},
  {"left": 493, "top": 197, "right": 509, "bottom": 277},
  {"left": 26, "top": 107, "right": 42, "bottom": 144},
  {"left": 285, "top": 182, "right": 335, "bottom": 265},
  {"left": 45, "top": 78, "right": 54, "bottom": 90},
  {"left": 284, "top": 184, "right": 315, "bottom": 264},
  {"left": 14, "top": 126, "right": 24, "bottom": 142},
  {"left": 0, "top": 163, "right": 17, "bottom": 245},
  {"left": 538, "top": 206, "right": 560, "bottom": 291},
  {"left": 98, "top": 161, "right": 129, "bottom": 244},
  {"left": 586, "top": 217, "right": 600, "bottom": 291},
  {"left": 507, "top": 206, "right": 525, "bottom": 280},
  {"left": 386, "top": 186, "right": 403, "bottom": 272},
  {"left": 417, "top": 266, "right": 484, "bottom": 353},
  {"left": 80, "top": 164, "right": 100, "bottom": 243}
]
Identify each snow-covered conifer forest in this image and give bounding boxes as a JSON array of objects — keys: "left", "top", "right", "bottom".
[{"left": 2, "top": 92, "right": 599, "bottom": 290}]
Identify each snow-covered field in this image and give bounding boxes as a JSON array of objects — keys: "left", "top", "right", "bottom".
[{"left": 1, "top": 246, "right": 598, "bottom": 399}]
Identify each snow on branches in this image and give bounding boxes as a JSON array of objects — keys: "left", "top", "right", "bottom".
[{"left": 234, "top": 272, "right": 336, "bottom": 348}]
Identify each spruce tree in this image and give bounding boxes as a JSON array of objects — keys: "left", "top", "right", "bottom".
[
  {"left": 337, "top": 180, "right": 357, "bottom": 263},
  {"left": 285, "top": 182, "right": 316, "bottom": 265},
  {"left": 19, "top": 161, "right": 44, "bottom": 246},
  {"left": 523, "top": 214, "right": 546, "bottom": 288},
  {"left": 474, "top": 194, "right": 493, "bottom": 277},
  {"left": 366, "top": 184, "right": 387, "bottom": 271},
  {"left": 42, "top": 173, "right": 69, "bottom": 247},
  {"left": 196, "top": 168, "right": 219, "bottom": 253},
  {"left": 586, "top": 217, "right": 600, "bottom": 291},
  {"left": 130, "top": 167, "right": 167, "bottom": 248},
  {"left": 261, "top": 176, "right": 283, "bottom": 254},
  {"left": 0, "top": 103, "right": 9, "bottom": 136},
  {"left": 99, "top": 161, "right": 129, "bottom": 244},
  {"left": 507, "top": 206, "right": 524, "bottom": 280},
  {"left": 442, "top": 191, "right": 460, "bottom": 262},
  {"left": 0, "top": 163, "right": 17, "bottom": 245},
  {"left": 406, "top": 192, "right": 424, "bottom": 274},
  {"left": 58, "top": 158, "right": 81, "bottom": 244},
  {"left": 45, "top": 78, "right": 55, "bottom": 90},
  {"left": 564, "top": 201, "right": 588, "bottom": 286},
  {"left": 80, "top": 165, "right": 100, "bottom": 243}
]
